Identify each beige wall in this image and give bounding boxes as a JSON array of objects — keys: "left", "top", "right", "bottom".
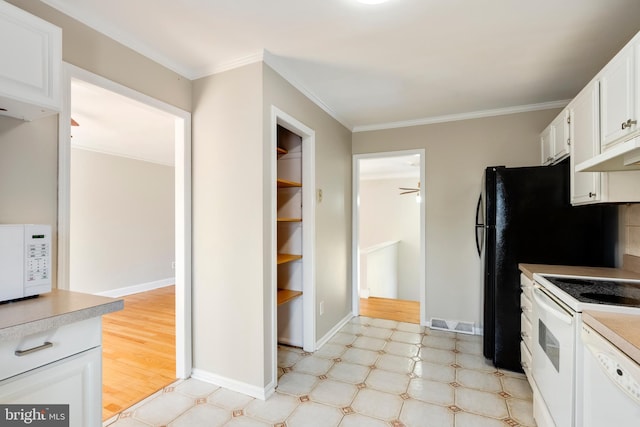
[
  {"left": 70, "top": 148, "right": 175, "bottom": 294},
  {"left": 625, "top": 204, "right": 640, "bottom": 257},
  {"left": 191, "top": 63, "right": 266, "bottom": 388},
  {"left": 0, "top": 115, "right": 58, "bottom": 286},
  {"left": 353, "top": 109, "right": 560, "bottom": 331},
  {"left": 191, "top": 62, "right": 352, "bottom": 393},
  {"left": 263, "top": 63, "right": 353, "bottom": 348}
]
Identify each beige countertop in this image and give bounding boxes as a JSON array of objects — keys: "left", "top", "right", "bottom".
[
  {"left": 518, "top": 263, "right": 640, "bottom": 281},
  {"left": 583, "top": 311, "right": 640, "bottom": 365},
  {"left": 0, "top": 289, "right": 123, "bottom": 341}
]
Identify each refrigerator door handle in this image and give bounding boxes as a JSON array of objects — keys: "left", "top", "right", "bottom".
[{"left": 475, "top": 194, "right": 484, "bottom": 257}]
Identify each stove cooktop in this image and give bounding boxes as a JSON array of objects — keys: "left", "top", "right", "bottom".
[{"left": 543, "top": 276, "right": 640, "bottom": 308}]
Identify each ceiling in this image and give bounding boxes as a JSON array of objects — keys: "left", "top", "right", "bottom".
[
  {"left": 71, "top": 79, "right": 176, "bottom": 165},
  {"left": 45, "top": 0, "right": 640, "bottom": 132}
]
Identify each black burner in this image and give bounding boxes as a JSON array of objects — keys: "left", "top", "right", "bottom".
[
  {"left": 580, "top": 292, "right": 640, "bottom": 306},
  {"left": 544, "top": 276, "right": 640, "bottom": 307}
]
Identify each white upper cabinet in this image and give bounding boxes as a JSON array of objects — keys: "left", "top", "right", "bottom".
[
  {"left": 570, "top": 82, "right": 602, "bottom": 205},
  {"left": 540, "top": 124, "right": 554, "bottom": 165},
  {"left": 0, "top": 1, "right": 62, "bottom": 121},
  {"left": 600, "top": 43, "right": 636, "bottom": 150},
  {"left": 540, "top": 109, "right": 570, "bottom": 166}
]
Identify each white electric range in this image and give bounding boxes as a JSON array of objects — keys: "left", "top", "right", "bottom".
[{"left": 531, "top": 273, "right": 640, "bottom": 427}]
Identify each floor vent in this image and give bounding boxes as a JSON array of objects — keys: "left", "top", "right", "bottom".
[{"left": 429, "top": 318, "right": 475, "bottom": 335}]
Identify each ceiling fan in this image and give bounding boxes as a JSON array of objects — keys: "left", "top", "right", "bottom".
[{"left": 399, "top": 182, "right": 420, "bottom": 195}]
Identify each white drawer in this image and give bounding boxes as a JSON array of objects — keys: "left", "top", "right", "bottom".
[
  {"left": 520, "top": 312, "right": 532, "bottom": 352},
  {"left": 520, "top": 273, "right": 533, "bottom": 300},
  {"left": 0, "top": 317, "right": 101, "bottom": 381},
  {"left": 521, "top": 293, "right": 533, "bottom": 321},
  {"left": 520, "top": 340, "right": 533, "bottom": 379}
]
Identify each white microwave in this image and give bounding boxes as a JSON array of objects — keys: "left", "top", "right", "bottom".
[{"left": 0, "top": 224, "right": 52, "bottom": 303}]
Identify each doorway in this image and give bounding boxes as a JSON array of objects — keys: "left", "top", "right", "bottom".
[
  {"left": 270, "top": 107, "right": 316, "bottom": 389},
  {"left": 56, "top": 63, "right": 192, "bottom": 405},
  {"left": 352, "top": 150, "right": 426, "bottom": 324}
]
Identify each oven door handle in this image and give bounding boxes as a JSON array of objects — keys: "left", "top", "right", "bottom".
[{"left": 533, "top": 287, "right": 572, "bottom": 325}]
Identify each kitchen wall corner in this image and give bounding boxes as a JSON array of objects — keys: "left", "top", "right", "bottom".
[{"left": 626, "top": 204, "right": 640, "bottom": 257}]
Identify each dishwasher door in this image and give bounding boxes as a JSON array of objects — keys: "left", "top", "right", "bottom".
[{"left": 580, "top": 324, "right": 640, "bottom": 427}]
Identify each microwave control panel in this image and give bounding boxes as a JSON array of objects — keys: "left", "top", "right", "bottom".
[{"left": 25, "top": 226, "right": 50, "bottom": 284}]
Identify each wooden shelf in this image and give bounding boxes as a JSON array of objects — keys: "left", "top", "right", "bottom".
[
  {"left": 277, "top": 147, "right": 288, "bottom": 157},
  {"left": 277, "top": 217, "right": 302, "bottom": 223},
  {"left": 277, "top": 289, "right": 303, "bottom": 306},
  {"left": 277, "top": 178, "right": 302, "bottom": 188},
  {"left": 277, "top": 254, "right": 302, "bottom": 265}
]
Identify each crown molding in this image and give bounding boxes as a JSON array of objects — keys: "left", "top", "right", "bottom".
[
  {"left": 191, "top": 51, "right": 266, "bottom": 80},
  {"left": 352, "top": 100, "right": 571, "bottom": 133}
]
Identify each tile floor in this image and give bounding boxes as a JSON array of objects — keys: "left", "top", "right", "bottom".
[{"left": 104, "top": 317, "right": 535, "bottom": 427}]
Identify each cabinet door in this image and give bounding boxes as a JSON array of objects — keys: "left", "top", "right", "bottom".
[
  {"left": 552, "top": 110, "right": 570, "bottom": 161},
  {"left": 0, "top": 348, "right": 102, "bottom": 427},
  {"left": 570, "top": 83, "right": 602, "bottom": 205},
  {"left": 600, "top": 45, "right": 635, "bottom": 149},
  {"left": 0, "top": 1, "right": 62, "bottom": 120},
  {"left": 540, "top": 125, "right": 553, "bottom": 165}
]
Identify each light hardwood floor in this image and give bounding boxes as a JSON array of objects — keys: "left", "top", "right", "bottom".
[
  {"left": 359, "top": 296, "right": 420, "bottom": 324},
  {"left": 102, "top": 286, "right": 176, "bottom": 420}
]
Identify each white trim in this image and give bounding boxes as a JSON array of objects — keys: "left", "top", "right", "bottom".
[
  {"left": 315, "top": 313, "right": 353, "bottom": 350},
  {"left": 264, "top": 51, "right": 352, "bottom": 131},
  {"left": 70, "top": 144, "right": 175, "bottom": 167},
  {"left": 193, "top": 51, "right": 265, "bottom": 80},
  {"left": 270, "top": 106, "right": 317, "bottom": 389},
  {"left": 352, "top": 150, "right": 427, "bottom": 325},
  {"left": 352, "top": 100, "right": 571, "bottom": 133},
  {"left": 57, "top": 63, "right": 192, "bottom": 380},
  {"left": 95, "top": 278, "right": 175, "bottom": 298},
  {"left": 191, "top": 369, "right": 275, "bottom": 401}
]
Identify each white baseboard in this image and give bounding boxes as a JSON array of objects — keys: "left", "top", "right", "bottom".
[
  {"left": 314, "top": 312, "right": 353, "bottom": 350},
  {"left": 96, "top": 277, "right": 175, "bottom": 298},
  {"left": 191, "top": 369, "right": 274, "bottom": 401}
]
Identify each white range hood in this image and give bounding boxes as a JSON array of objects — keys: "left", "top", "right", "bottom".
[{"left": 576, "top": 137, "right": 640, "bottom": 172}]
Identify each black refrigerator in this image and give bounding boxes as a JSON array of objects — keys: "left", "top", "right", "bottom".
[{"left": 478, "top": 159, "right": 617, "bottom": 372}]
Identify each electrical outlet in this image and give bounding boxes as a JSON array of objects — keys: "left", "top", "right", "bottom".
[{"left": 319, "top": 301, "right": 324, "bottom": 315}]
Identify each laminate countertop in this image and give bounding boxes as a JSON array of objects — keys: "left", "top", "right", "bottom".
[
  {"left": 519, "top": 263, "right": 640, "bottom": 282},
  {"left": 583, "top": 311, "right": 640, "bottom": 366},
  {"left": 0, "top": 289, "right": 123, "bottom": 341}
]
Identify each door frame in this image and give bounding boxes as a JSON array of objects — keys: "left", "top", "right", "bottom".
[
  {"left": 352, "top": 149, "right": 426, "bottom": 324},
  {"left": 57, "top": 62, "right": 193, "bottom": 378},
  {"left": 269, "top": 106, "right": 316, "bottom": 387}
]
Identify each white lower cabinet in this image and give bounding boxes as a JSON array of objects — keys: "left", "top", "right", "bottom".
[
  {"left": 0, "top": 317, "right": 103, "bottom": 427},
  {"left": 0, "top": 347, "right": 101, "bottom": 427}
]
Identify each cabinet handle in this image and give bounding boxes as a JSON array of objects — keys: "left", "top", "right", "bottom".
[
  {"left": 622, "top": 119, "right": 638, "bottom": 129},
  {"left": 589, "top": 192, "right": 596, "bottom": 198},
  {"left": 14, "top": 341, "right": 53, "bottom": 357}
]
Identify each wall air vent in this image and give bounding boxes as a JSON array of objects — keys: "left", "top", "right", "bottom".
[{"left": 429, "top": 318, "right": 475, "bottom": 335}]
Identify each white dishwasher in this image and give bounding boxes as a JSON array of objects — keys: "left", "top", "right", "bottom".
[{"left": 580, "top": 324, "right": 640, "bottom": 427}]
